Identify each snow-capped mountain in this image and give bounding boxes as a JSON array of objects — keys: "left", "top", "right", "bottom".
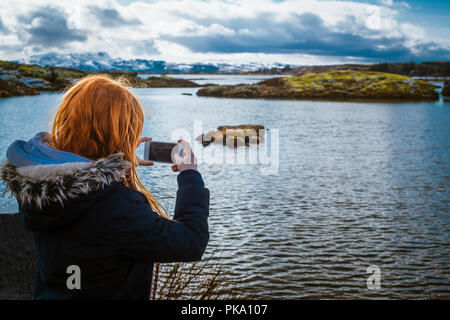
[
  {"left": 26, "top": 52, "right": 167, "bottom": 73},
  {"left": 23, "top": 52, "right": 286, "bottom": 73}
]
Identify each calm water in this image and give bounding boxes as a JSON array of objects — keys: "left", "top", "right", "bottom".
[
  {"left": 0, "top": 75, "right": 449, "bottom": 299},
  {"left": 138, "top": 73, "right": 289, "bottom": 85}
]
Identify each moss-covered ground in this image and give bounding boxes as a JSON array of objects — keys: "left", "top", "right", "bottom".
[{"left": 197, "top": 70, "right": 439, "bottom": 101}]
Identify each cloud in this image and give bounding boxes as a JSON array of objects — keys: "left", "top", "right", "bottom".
[
  {"left": 88, "top": 5, "right": 141, "bottom": 27},
  {"left": 19, "top": 6, "right": 87, "bottom": 48},
  {"left": 378, "top": 0, "right": 410, "bottom": 9},
  {"left": 0, "top": 16, "right": 10, "bottom": 34},
  {"left": 127, "top": 39, "right": 160, "bottom": 55},
  {"left": 379, "top": 0, "right": 393, "bottom": 6},
  {"left": 163, "top": 10, "right": 448, "bottom": 61},
  {"left": 0, "top": 0, "right": 448, "bottom": 64}
]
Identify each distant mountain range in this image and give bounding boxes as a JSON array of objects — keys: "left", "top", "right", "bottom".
[{"left": 21, "top": 52, "right": 287, "bottom": 73}]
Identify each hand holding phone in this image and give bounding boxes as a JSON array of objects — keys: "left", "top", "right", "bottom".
[
  {"left": 144, "top": 141, "right": 183, "bottom": 163},
  {"left": 171, "top": 140, "right": 198, "bottom": 173},
  {"left": 140, "top": 138, "right": 197, "bottom": 172}
]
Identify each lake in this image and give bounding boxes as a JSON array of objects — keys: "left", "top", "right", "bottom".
[{"left": 0, "top": 74, "right": 449, "bottom": 299}]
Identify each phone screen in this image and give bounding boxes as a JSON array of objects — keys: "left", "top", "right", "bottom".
[{"left": 144, "top": 141, "right": 179, "bottom": 163}]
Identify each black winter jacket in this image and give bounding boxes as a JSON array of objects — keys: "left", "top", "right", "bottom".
[{"left": 0, "top": 153, "right": 210, "bottom": 299}]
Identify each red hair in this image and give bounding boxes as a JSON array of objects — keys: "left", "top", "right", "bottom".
[{"left": 50, "top": 75, "right": 167, "bottom": 217}]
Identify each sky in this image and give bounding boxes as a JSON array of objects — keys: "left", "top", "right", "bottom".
[{"left": 0, "top": 0, "right": 449, "bottom": 66}]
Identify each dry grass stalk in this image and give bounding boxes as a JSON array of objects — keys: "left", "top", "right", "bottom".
[{"left": 150, "top": 252, "right": 248, "bottom": 300}]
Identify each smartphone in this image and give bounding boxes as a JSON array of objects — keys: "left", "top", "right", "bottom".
[{"left": 144, "top": 141, "right": 182, "bottom": 163}]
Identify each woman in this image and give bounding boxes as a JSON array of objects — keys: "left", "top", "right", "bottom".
[{"left": 0, "top": 75, "right": 209, "bottom": 299}]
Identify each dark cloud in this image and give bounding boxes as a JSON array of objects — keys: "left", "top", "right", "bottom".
[
  {"left": 164, "top": 12, "right": 450, "bottom": 62},
  {"left": 88, "top": 6, "right": 141, "bottom": 27},
  {"left": 128, "top": 39, "right": 160, "bottom": 55},
  {"left": 0, "top": 44, "right": 22, "bottom": 56},
  {"left": 0, "top": 16, "right": 10, "bottom": 34},
  {"left": 20, "top": 7, "right": 87, "bottom": 48}
]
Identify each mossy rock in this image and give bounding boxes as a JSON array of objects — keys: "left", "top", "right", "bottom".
[
  {"left": 197, "top": 70, "right": 439, "bottom": 101},
  {"left": 195, "top": 129, "right": 218, "bottom": 146},
  {"left": 225, "top": 136, "right": 245, "bottom": 147},
  {"left": 144, "top": 76, "right": 201, "bottom": 88},
  {"left": 196, "top": 124, "right": 265, "bottom": 147},
  {"left": 442, "top": 82, "right": 450, "bottom": 97},
  {"left": 0, "top": 78, "right": 39, "bottom": 97}
]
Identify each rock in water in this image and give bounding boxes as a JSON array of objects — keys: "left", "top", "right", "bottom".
[
  {"left": 442, "top": 81, "right": 450, "bottom": 99},
  {"left": 196, "top": 125, "right": 265, "bottom": 147}
]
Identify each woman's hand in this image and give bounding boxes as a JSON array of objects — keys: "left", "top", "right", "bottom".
[
  {"left": 136, "top": 137, "right": 154, "bottom": 166},
  {"left": 171, "top": 139, "right": 198, "bottom": 172}
]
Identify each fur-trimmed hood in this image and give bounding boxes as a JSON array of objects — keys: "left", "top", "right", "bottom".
[
  {"left": 1, "top": 153, "right": 131, "bottom": 231},
  {"left": 1, "top": 153, "right": 131, "bottom": 208}
]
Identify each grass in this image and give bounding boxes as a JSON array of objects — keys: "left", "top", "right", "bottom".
[
  {"left": 284, "top": 70, "right": 427, "bottom": 96},
  {"left": 151, "top": 251, "right": 249, "bottom": 300}
]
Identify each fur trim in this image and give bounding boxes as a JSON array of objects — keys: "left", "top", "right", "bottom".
[{"left": 0, "top": 153, "right": 131, "bottom": 209}]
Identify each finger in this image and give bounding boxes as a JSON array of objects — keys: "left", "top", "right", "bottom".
[
  {"left": 177, "top": 140, "right": 193, "bottom": 158},
  {"left": 171, "top": 164, "right": 179, "bottom": 172},
  {"left": 138, "top": 159, "right": 154, "bottom": 166},
  {"left": 173, "top": 153, "right": 183, "bottom": 165},
  {"left": 139, "top": 137, "right": 152, "bottom": 144},
  {"left": 177, "top": 139, "right": 190, "bottom": 149},
  {"left": 175, "top": 140, "right": 197, "bottom": 164},
  {"left": 137, "top": 137, "right": 152, "bottom": 147}
]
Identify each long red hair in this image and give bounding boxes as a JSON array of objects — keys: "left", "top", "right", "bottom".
[{"left": 50, "top": 75, "right": 167, "bottom": 217}]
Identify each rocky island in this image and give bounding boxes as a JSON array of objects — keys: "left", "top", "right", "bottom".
[
  {"left": 0, "top": 61, "right": 89, "bottom": 97},
  {"left": 102, "top": 70, "right": 202, "bottom": 88},
  {"left": 0, "top": 61, "right": 201, "bottom": 98},
  {"left": 197, "top": 70, "right": 439, "bottom": 101},
  {"left": 442, "top": 81, "right": 450, "bottom": 100},
  {"left": 196, "top": 124, "right": 265, "bottom": 147}
]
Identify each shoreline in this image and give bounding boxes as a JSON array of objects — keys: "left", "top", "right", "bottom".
[
  {"left": 0, "top": 60, "right": 204, "bottom": 98},
  {"left": 196, "top": 71, "right": 441, "bottom": 102},
  {"left": 2, "top": 59, "right": 449, "bottom": 100}
]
